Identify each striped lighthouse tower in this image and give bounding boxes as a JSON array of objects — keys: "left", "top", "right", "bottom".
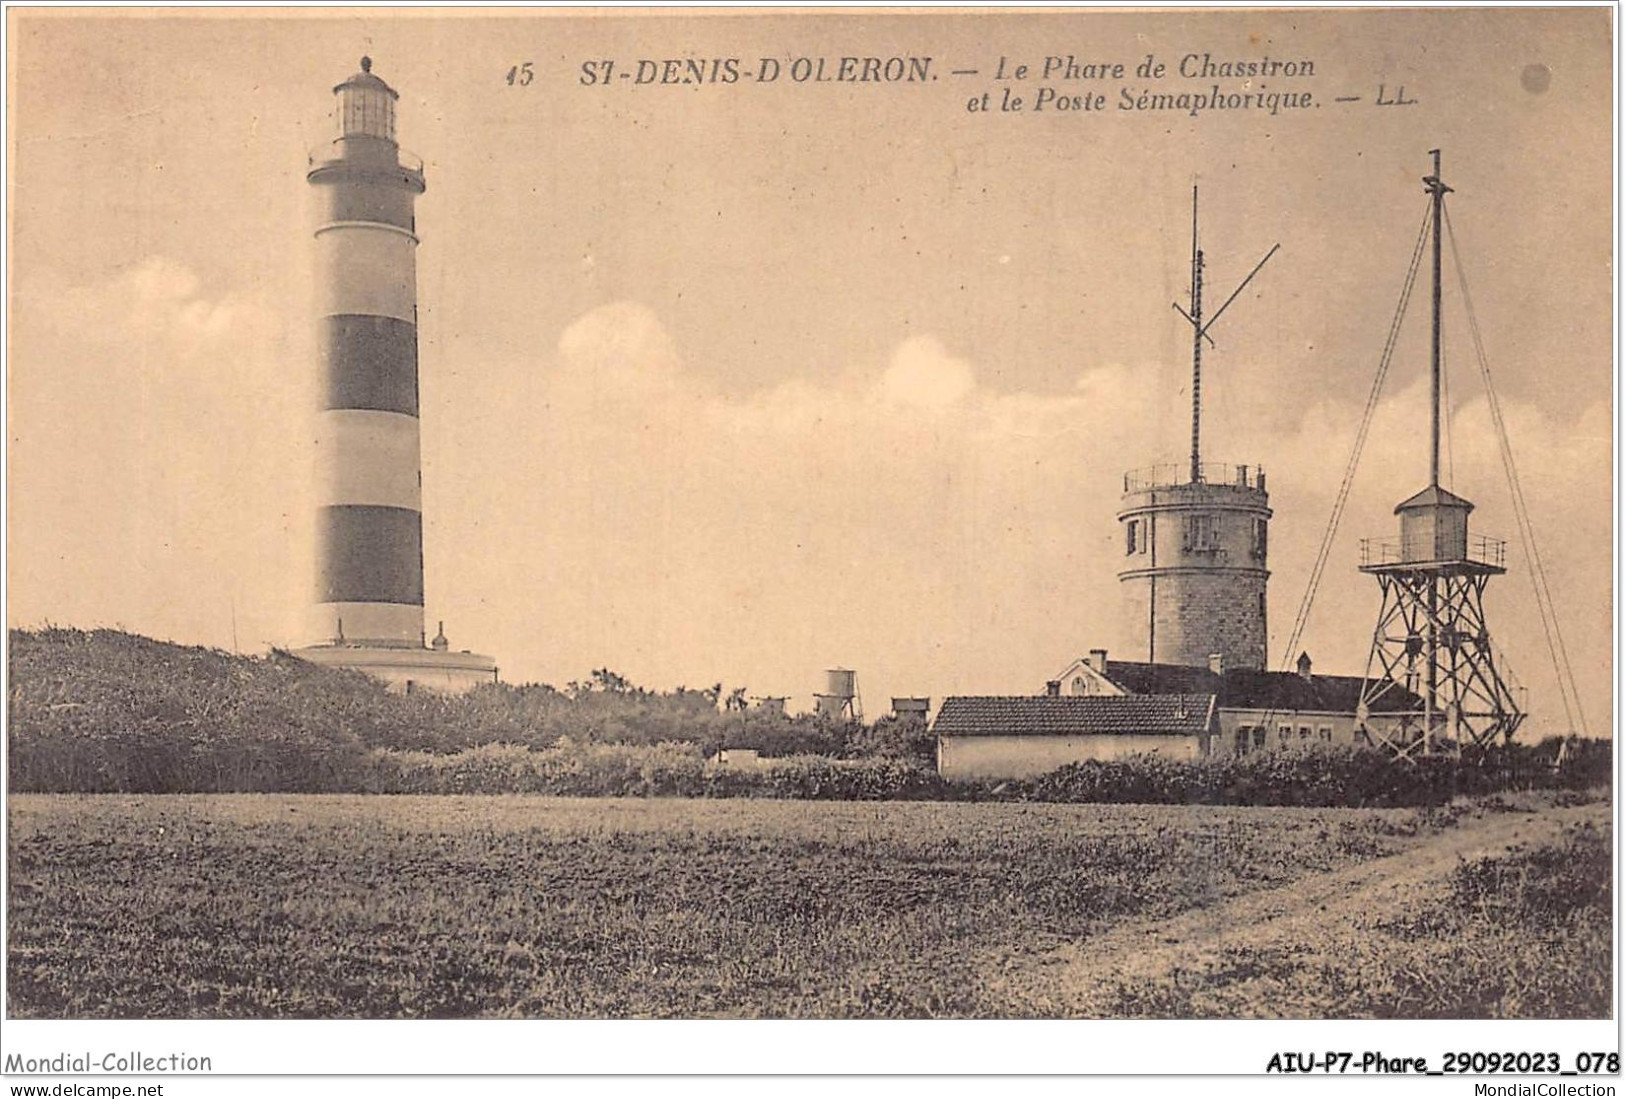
[{"left": 296, "top": 57, "right": 496, "bottom": 693}]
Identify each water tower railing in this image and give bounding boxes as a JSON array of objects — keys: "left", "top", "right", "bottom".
[{"left": 1359, "top": 533, "right": 1506, "bottom": 568}]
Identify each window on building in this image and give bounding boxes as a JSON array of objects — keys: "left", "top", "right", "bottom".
[
  {"left": 1184, "top": 514, "right": 1218, "bottom": 552},
  {"left": 1126, "top": 520, "right": 1139, "bottom": 555},
  {"left": 1252, "top": 517, "right": 1268, "bottom": 561},
  {"left": 1318, "top": 725, "right": 1333, "bottom": 742},
  {"left": 1298, "top": 726, "right": 1312, "bottom": 741},
  {"left": 1071, "top": 676, "right": 1086, "bottom": 694},
  {"left": 1278, "top": 724, "right": 1292, "bottom": 742},
  {"left": 1234, "top": 728, "right": 1250, "bottom": 756},
  {"left": 1252, "top": 728, "right": 1266, "bottom": 750}
]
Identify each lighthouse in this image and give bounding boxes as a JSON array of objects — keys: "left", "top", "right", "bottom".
[{"left": 294, "top": 57, "right": 497, "bottom": 693}]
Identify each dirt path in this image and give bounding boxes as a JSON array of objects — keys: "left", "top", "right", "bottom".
[{"left": 984, "top": 800, "right": 1610, "bottom": 1017}]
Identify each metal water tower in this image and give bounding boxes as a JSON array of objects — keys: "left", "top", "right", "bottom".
[
  {"left": 1355, "top": 152, "right": 1523, "bottom": 757},
  {"left": 814, "top": 667, "right": 861, "bottom": 722}
]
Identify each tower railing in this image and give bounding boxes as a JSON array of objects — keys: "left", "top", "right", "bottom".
[
  {"left": 1123, "top": 461, "right": 1266, "bottom": 494},
  {"left": 1359, "top": 533, "right": 1506, "bottom": 569}
]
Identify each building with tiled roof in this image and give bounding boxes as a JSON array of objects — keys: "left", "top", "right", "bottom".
[
  {"left": 932, "top": 693, "right": 1217, "bottom": 779},
  {"left": 1050, "top": 648, "right": 1423, "bottom": 756},
  {"left": 934, "top": 694, "right": 1216, "bottom": 737},
  {"left": 930, "top": 648, "right": 1426, "bottom": 779}
]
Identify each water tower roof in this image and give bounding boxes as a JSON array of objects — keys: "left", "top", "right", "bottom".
[{"left": 1394, "top": 484, "right": 1474, "bottom": 515}]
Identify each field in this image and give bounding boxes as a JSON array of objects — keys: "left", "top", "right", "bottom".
[{"left": 7, "top": 793, "right": 1610, "bottom": 1019}]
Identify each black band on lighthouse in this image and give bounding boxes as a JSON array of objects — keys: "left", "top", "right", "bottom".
[
  {"left": 321, "top": 314, "right": 420, "bottom": 416},
  {"left": 316, "top": 504, "right": 425, "bottom": 605},
  {"left": 313, "top": 178, "right": 418, "bottom": 231}
]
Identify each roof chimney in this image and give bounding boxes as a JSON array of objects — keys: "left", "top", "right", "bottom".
[
  {"left": 1045, "top": 679, "right": 1061, "bottom": 697},
  {"left": 1296, "top": 651, "right": 1313, "bottom": 681},
  {"left": 1207, "top": 652, "right": 1224, "bottom": 676},
  {"left": 1088, "top": 649, "right": 1109, "bottom": 675}
]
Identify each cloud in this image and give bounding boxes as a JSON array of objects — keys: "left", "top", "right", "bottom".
[
  {"left": 8, "top": 257, "right": 307, "bottom": 652},
  {"left": 873, "top": 336, "right": 977, "bottom": 409},
  {"left": 555, "top": 301, "right": 684, "bottom": 398}
]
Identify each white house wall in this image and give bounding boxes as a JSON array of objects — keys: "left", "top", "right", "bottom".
[
  {"left": 1212, "top": 708, "right": 1405, "bottom": 754},
  {"left": 938, "top": 733, "right": 1204, "bottom": 781}
]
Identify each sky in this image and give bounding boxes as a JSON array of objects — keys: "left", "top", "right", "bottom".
[{"left": 6, "top": 9, "right": 1613, "bottom": 733}]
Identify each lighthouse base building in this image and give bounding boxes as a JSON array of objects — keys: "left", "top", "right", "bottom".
[{"left": 295, "top": 629, "right": 497, "bottom": 695}]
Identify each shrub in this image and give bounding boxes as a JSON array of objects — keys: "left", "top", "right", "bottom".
[
  {"left": 733, "top": 755, "right": 950, "bottom": 801},
  {"left": 842, "top": 716, "right": 936, "bottom": 765},
  {"left": 8, "top": 628, "right": 1612, "bottom": 805},
  {"left": 361, "top": 746, "right": 948, "bottom": 801},
  {"left": 1013, "top": 743, "right": 1606, "bottom": 810},
  {"left": 361, "top": 740, "right": 710, "bottom": 797}
]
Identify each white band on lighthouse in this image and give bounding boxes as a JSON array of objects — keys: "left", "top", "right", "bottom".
[
  {"left": 314, "top": 409, "right": 423, "bottom": 512},
  {"left": 314, "top": 225, "right": 418, "bottom": 324}
]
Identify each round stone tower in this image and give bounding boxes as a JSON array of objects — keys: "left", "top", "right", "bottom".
[{"left": 1117, "top": 462, "right": 1271, "bottom": 670}]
